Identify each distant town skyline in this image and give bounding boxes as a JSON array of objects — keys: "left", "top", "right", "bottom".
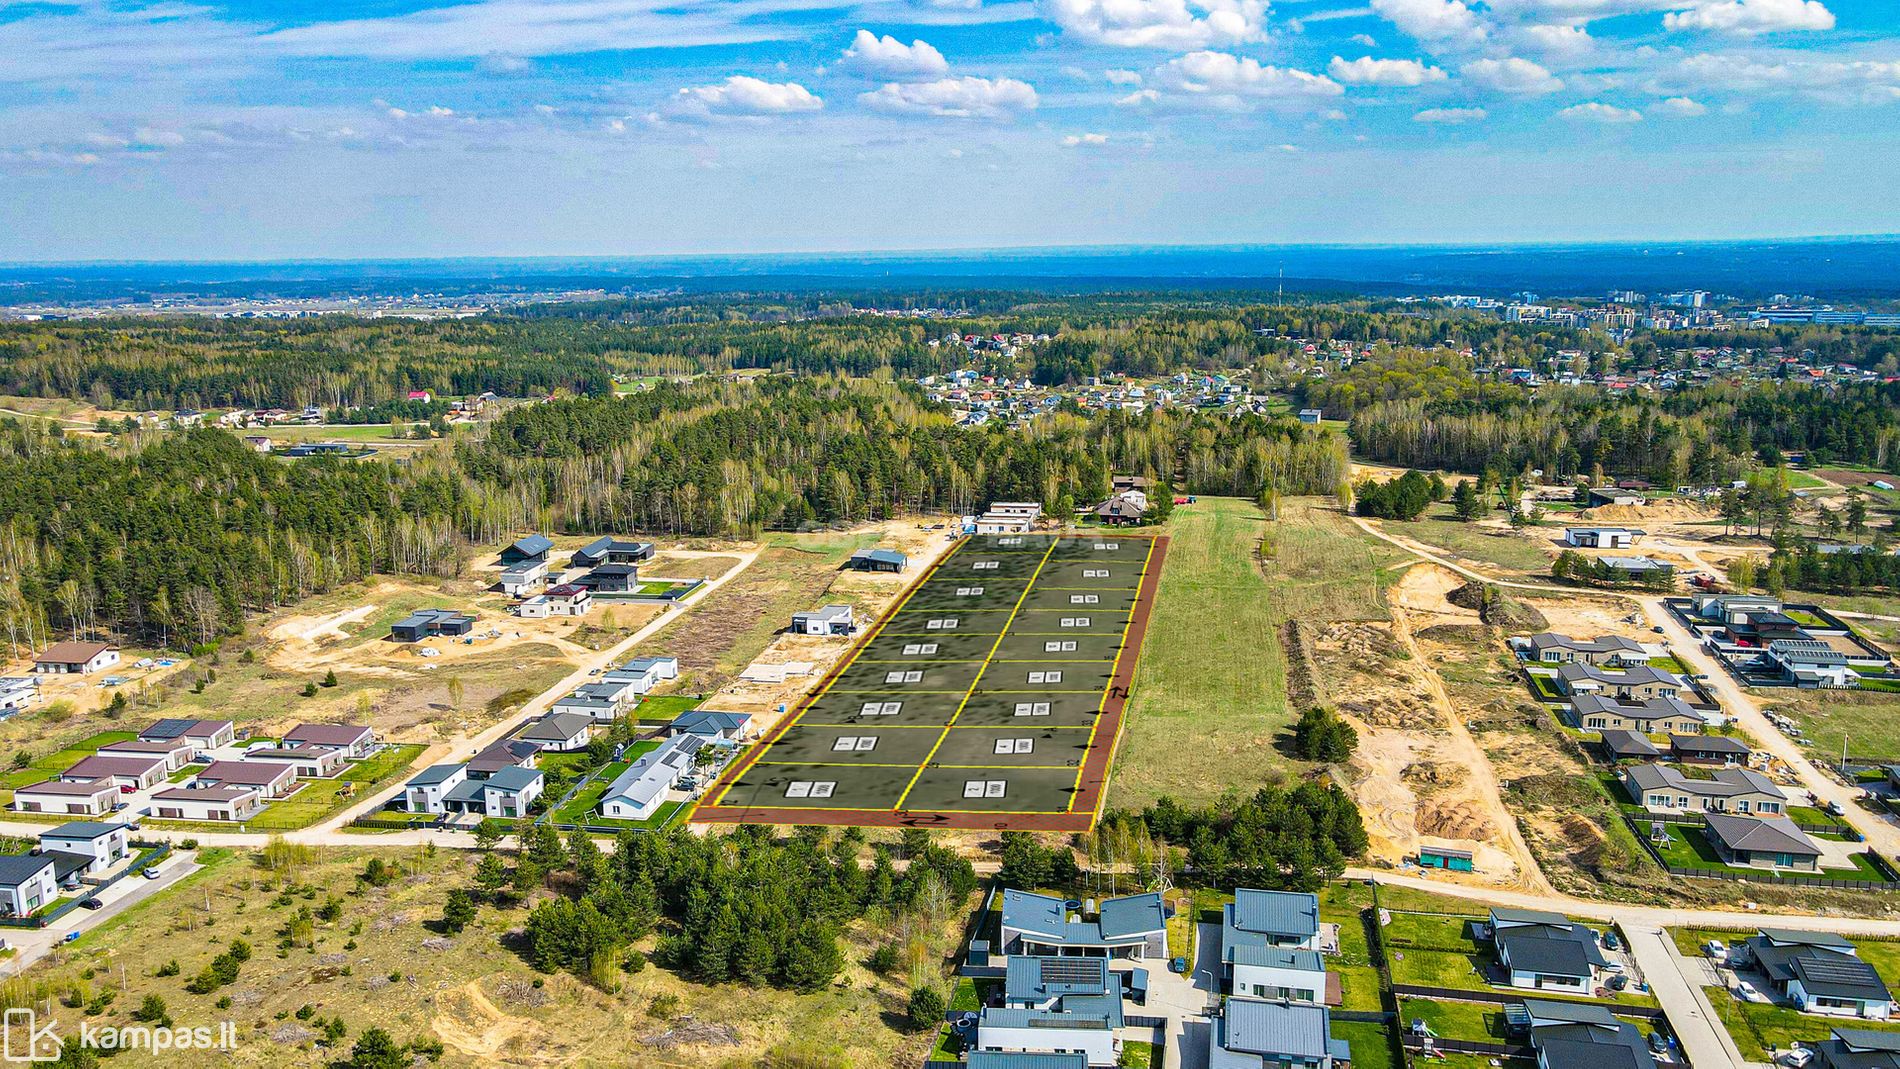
[{"left": 1, "top": 0, "right": 1897, "bottom": 260}]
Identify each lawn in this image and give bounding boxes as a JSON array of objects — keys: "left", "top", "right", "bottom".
[
  {"left": 1401, "top": 504, "right": 1557, "bottom": 576},
  {"left": 1648, "top": 655, "right": 1689, "bottom": 673},
  {"left": 1112, "top": 496, "right": 1409, "bottom": 807},
  {"left": 1774, "top": 687, "right": 1900, "bottom": 764},
  {"left": 225, "top": 743, "right": 426, "bottom": 831},
  {"left": 1398, "top": 997, "right": 1506, "bottom": 1042},
  {"left": 1526, "top": 672, "right": 1563, "bottom": 700},
  {"left": 547, "top": 756, "right": 638, "bottom": 824},
  {"left": 1333, "top": 1020, "right": 1404, "bottom": 1069},
  {"left": 1651, "top": 824, "right": 1893, "bottom": 883},
  {"left": 1380, "top": 912, "right": 1485, "bottom": 953},
  {"left": 0, "top": 729, "right": 139, "bottom": 788},
  {"left": 633, "top": 694, "right": 704, "bottom": 722}
]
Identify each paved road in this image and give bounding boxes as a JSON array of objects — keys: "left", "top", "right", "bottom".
[
  {"left": 1, "top": 854, "right": 204, "bottom": 977},
  {"left": 1625, "top": 922, "right": 1758, "bottom": 1069}
]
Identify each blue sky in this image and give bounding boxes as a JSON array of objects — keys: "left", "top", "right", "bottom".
[{"left": 0, "top": 0, "right": 1896, "bottom": 259}]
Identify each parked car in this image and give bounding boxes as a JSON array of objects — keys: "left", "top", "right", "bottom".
[
  {"left": 79, "top": 898, "right": 103, "bottom": 910},
  {"left": 1603, "top": 930, "right": 1622, "bottom": 951},
  {"left": 1704, "top": 940, "right": 1728, "bottom": 962},
  {"left": 1827, "top": 800, "right": 1847, "bottom": 816},
  {"left": 1734, "top": 980, "right": 1765, "bottom": 1002},
  {"left": 62, "top": 932, "right": 80, "bottom": 943},
  {"left": 141, "top": 866, "right": 161, "bottom": 880}
]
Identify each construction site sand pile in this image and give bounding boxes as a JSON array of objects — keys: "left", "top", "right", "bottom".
[{"left": 1585, "top": 499, "right": 1713, "bottom": 524}]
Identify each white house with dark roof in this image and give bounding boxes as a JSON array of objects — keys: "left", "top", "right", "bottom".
[
  {"left": 1209, "top": 998, "right": 1350, "bottom": 1069},
  {"left": 1741, "top": 930, "right": 1893, "bottom": 1019},
  {"left": 401, "top": 764, "right": 468, "bottom": 815},
  {"left": 1222, "top": 889, "right": 1326, "bottom": 1000},
  {"left": 149, "top": 786, "right": 262, "bottom": 822},
  {"left": 1488, "top": 908, "right": 1609, "bottom": 992},
  {"left": 1564, "top": 528, "right": 1644, "bottom": 549},
  {"left": 12, "top": 779, "right": 119, "bottom": 816},
  {"left": 476, "top": 766, "right": 542, "bottom": 819},
  {"left": 669, "top": 709, "right": 751, "bottom": 744},
  {"left": 517, "top": 712, "right": 593, "bottom": 753},
  {"left": 0, "top": 855, "right": 58, "bottom": 917},
  {"left": 39, "top": 821, "right": 130, "bottom": 875},
  {"left": 998, "top": 889, "right": 1167, "bottom": 960},
  {"left": 1571, "top": 695, "right": 1715, "bottom": 734},
  {"left": 792, "top": 605, "right": 854, "bottom": 636},
  {"left": 32, "top": 641, "right": 119, "bottom": 675},
  {"left": 283, "top": 723, "right": 376, "bottom": 759},
  {"left": 599, "top": 734, "right": 703, "bottom": 821}
]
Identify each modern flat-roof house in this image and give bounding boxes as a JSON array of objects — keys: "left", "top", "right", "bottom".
[
  {"left": 389, "top": 608, "right": 475, "bottom": 643},
  {"left": 1209, "top": 998, "right": 1350, "bottom": 1069},
  {"left": 1740, "top": 930, "right": 1893, "bottom": 1019},
  {"left": 150, "top": 786, "right": 263, "bottom": 822},
  {"left": 12, "top": 779, "right": 119, "bottom": 816},
  {"left": 1599, "top": 730, "right": 1663, "bottom": 762},
  {"left": 669, "top": 709, "right": 752, "bottom": 744},
  {"left": 195, "top": 760, "right": 296, "bottom": 798},
  {"left": 550, "top": 691, "right": 621, "bottom": 722},
  {"left": 572, "top": 537, "right": 654, "bottom": 568},
  {"left": 0, "top": 676, "right": 37, "bottom": 713},
  {"left": 579, "top": 564, "right": 640, "bottom": 593},
  {"left": 1621, "top": 764, "right": 1786, "bottom": 816},
  {"left": 1556, "top": 663, "right": 1685, "bottom": 701},
  {"left": 239, "top": 744, "right": 346, "bottom": 779},
  {"left": 607, "top": 656, "right": 679, "bottom": 694},
  {"left": 33, "top": 641, "right": 120, "bottom": 675},
  {"left": 975, "top": 502, "right": 1043, "bottom": 535},
  {"left": 59, "top": 754, "right": 167, "bottom": 791},
  {"left": 1570, "top": 695, "right": 1713, "bottom": 734},
  {"left": 1669, "top": 734, "right": 1753, "bottom": 766},
  {"left": 139, "top": 717, "right": 236, "bottom": 754},
  {"left": 792, "top": 605, "right": 855, "bottom": 636},
  {"left": 39, "top": 822, "right": 130, "bottom": 875},
  {"left": 500, "top": 534, "right": 553, "bottom": 565},
  {"left": 95, "top": 737, "right": 196, "bottom": 771},
  {"left": 517, "top": 712, "right": 594, "bottom": 753},
  {"left": 1769, "top": 640, "right": 1859, "bottom": 688},
  {"left": 1564, "top": 528, "right": 1644, "bottom": 549},
  {"left": 1488, "top": 909, "right": 1608, "bottom": 993},
  {"left": 1523, "top": 1000, "right": 1658, "bottom": 1069},
  {"left": 499, "top": 558, "right": 551, "bottom": 597},
  {"left": 1600, "top": 555, "right": 1674, "bottom": 582},
  {"left": 599, "top": 733, "right": 703, "bottom": 822},
  {"left": 1814, "top": 1028, "right": 1900, "bottom": 1069},
  {"left": 1695, "top": 594, "right": 1787, "bottom": 625},
  {"left": 998, "top": 889, "right": 1168, "bottom": 960},
  {"left": 283, "top": 723, "right": 376, "bottom": 759},
  {"left": 1525, "top": 633, "right": 1650, "bottom": 668},
  {"left": 0, "top": 855, "right": 58, "bottom": 917},
  {"left": 847, "top": 548, "right": 909, "bottom": 573},
  {"left": 517, "top": 583, "right": 590, "bottom": 617},
  {"left": 1703, "top": 813, "right": 1825, "bottom": 871},
  {"left": 401, "top": 764, "right": 469, "bottom": 815}
]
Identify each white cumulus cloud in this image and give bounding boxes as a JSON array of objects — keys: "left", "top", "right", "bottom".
[
  {"left": 860, "top": 76, "right": 1038, "bottom": 118},
  {"left": 1413, "top": 105, "right": 1487, "bottom": 121},
  {"left": 1664, "top": 0, "right": 1834, "bottom": 34},
  {"left": 676, "top": 76, "right": 823, "bottom": 116},
  {"left": 1327, "top": 56, "right": 1448, "bottom": 86},
  {"left": 1370, "top": 0, "right": 1487, "bottom": 45},
  {"left": 1105, "top": 68, "right": 1145, "bottom": 85},
  {"left": 837, "top": 30, "right": 949, "bottom": 80},
  {"left": 1062, "top": 131, "right": 1111, "bottom": 145},
  {"left": 1139, "top": 51, "right": 1345, "bottom": 109},
  {"left": 1039, "top": 0, "right": 1269, "bottom": 49},
  {"left": 1652, "top": 95, "right": 1708, "bottom": 115},
  {"left": 1560, "top": 100, "right": 1644, "bottom": 121},
  {"left": 1463, "top": 56, "right": 1564, "bottom": 93}
]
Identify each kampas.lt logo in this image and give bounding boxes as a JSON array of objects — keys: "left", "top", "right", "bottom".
[{"left": 2, "top": 1009, "right": 61, "bottom": 1063}]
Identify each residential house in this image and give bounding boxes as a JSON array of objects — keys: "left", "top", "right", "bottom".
[
  {"left": 550, "top": 691, "right": 621, "bottom": 722},
  {"left": 1564, "top": 528, "right": 1644, "bottom": 549},
  {"left": 283, "top": 723, "right": 376, "bottom": 759},
  {"left": 792, "top": 605, "right": 855, "bottom": 636},
  {"left": 517, "top": 712, "right": 593, "bottom": 753},
  {"left": 239, "top": 744, "right": 347, "bottom": 779},
  {"left": 138, "top": 718, "right": 236, "bottom": 756},
  {"left": 1298, "top": 408, "right": 1324, "bottom": 424},
  {"left": 1208, "top": 998, "right": 1351, "bottom": 1069},
  {"left": 974, "top": 956, "right": 1125, "bottom": 1067},
  {"left": 669, "top": 709, "right": 752, "bottom": 744},
  {"left": 499, "top": 558, "right": 550, "bottom": 597},
  {"left": 1222, "top": 888, "right": 1323, "bottom": 996},
  {"left": 604, "top": 656, "right": 678, "bottom": 695},
  {"left": 1598, "top": 730, "right": 1663, "bottom": 762},
  {"left": 0, "top": 676, "right": 37, "bottom": 713},
  {"left": 847, "top": 548, "right": 909, "bottom": 573},
  {"left": 997, "top": 889, "right": 1168, "bottom": 960},
  {"left": 975, "top": 502, "right": 1043, "bottom": 535},
  {"left": 1769, "top": 640, "right": 1859, "bottom": 688},
  {"left": 500, "top": 534, "right": 553, "bottom": 565},
  {"left": 95, "top": 737, "right": 196, "bottom": 772},
  {"left": 517, "top": 583, "right": 590, "bottom": 617},
  {"left": 0, "top": 855, "right": 58, "bottom": 917},
  {"left": 32, "top": 641, "right": 120, "bottom": 675},
  {"left": 1620, "top": 764, "right": 1785, "bottom": 816},
  {"left": 1702, "top": 813, "right": 1824, "bottom": 871},
  {"left": 1812, "top": 1028, "right": 1900, "bottom": 1069},
  {"left": 1599, "top": 556, "right": 1674, "bottom": 582},
  {"left": 1526, "top": 633, "right": 1650, "bottom": 668},
  {"left": 39, "top": 822, "right": 130, "bottom": 875},
  {"left": 578, "top": 565, "right": 640, "bottom": 593},
  {"left": 476, "top": 766, "right": 542, "bottom": 819},
  {"left": 1695, "top": 595, "right": 1786, "bottom": 626},
  {"left": 465, "top": 739, "right": 539, "bottom": 779},
  {"left": 571, "top": 537, "right": 654, "bottom": 568},
  {"left": 1571, "top": 695, "right": 1712, "bottom": 734},
  {"left": 1488, "top": 908, "right": 1609, "bottom": 993},
  {"left": 149, "top": 786, "right": 262, "bottom": 822},
  {"left": 1739, "top": 930, "right": 1893, "bottom": 1019},
  {"left": 1669, "top": 734, "right": 1753, "bottom": 766},
  {"left": 599, "top": 734, "right": 703, "bottom": 821},
  {"left": 195, "top": 760, "right": 296, "bottom": 798},
  {"left": 12, "top": 780, "right": 119, "bottom": 816},
  {"left": 58, "top": 754, "right": 166, "bottom": 791},
  {"left": 1093, "top": 492, "right": 1150, "bottom": 526},
  {"left": 388, "top": 609, "right": 475, "bottom": 642},
  {"left": 401, "top": 764, "right": 469, "bottom": 815},
  {"left": 1556, "top": 664, "right": 1685, "bottom": 701},
  {"left": 1523, "top": 1000, "right": 1658, "bottom": 1069}
]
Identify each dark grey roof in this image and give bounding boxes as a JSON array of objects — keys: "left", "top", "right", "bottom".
[
  {"left": 484, "top": 766, "right": 543, "bottom": 793},
  {"left": 1001, "top": 889, "right": 1071, "bottom": 942},
  {"left": 406, "top": 764, "right": 465, "bottom": 787},
  {"left": 1491, "top": 907, "right": 1572, "bottom": 927},
  {"left": 518, "top": 713, "right": 592, "bottom": 742},
  {"left": 1622, "top": 764, "right": 1784, "bottom": 801},
  {"left": 1573, "top": 695, "right": 1706, "bottom": 724},
  {"left": 508, "top": 534, "right": 552, "bottom": 557},
  {"left": 1790, "top": 953, "right": 1892, "bottom": 1003},
  {"left": 850, "top": 548, "right": 909, "bottom": 566},
  {"left": 1231, "top": 888, "right": 1320, "bottom": 939},
  {"left": 0, "top": 854, "right": 54, "bottom": 886},
  {"left": 1670, "top": 734, "right": 1752, "bottom": 754},
  {"left": 1704, "top": 813, "right": 1822, "bottom": 857},
  {"left": 1098, "top": 892, "right": 1165, "bottom": 939},
  {"left": 1220, "top": 999, "right": 1333, "bottom": 1060},
  {"left": 966, "top": 1054, "right": 1088, "bottom": 1069},
  {"left": 1758, "top": 928, "right": 1857, "bottom": 951},
  {"left": 1227, "top": 946, "right": 1325, "bottom": 970},
  {"left": 41, "top": 821, "right": 128, "bottom": 841},
  {"left": 1599, "top": 730, "right": 1661, "bottom": 758},
  {"left": 1499, "top": 931, "right": 1596, "bottom": 979},
  {"left": 1522, "top": 1000, "right": 1620, "bottom": 1027},
  {"left": 1004, "top": 956, "right": 1112, "bottom": 1003},
  {"left": 672, "top": 709, "right": 750, "bottom": 736}
]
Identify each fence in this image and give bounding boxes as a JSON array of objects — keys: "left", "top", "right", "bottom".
[
  {"left": 1623, "top": 815, "right": 1900, "bottom": 891},
  {"left": 1403, "top": 1036, "right": 1525, "bottom": 1057},
  {"left": 0, "top": 841, "right": 173, "bottom": 929},
  {"left": 1387, "top": 981, "right": 1666, "bottom": 1021},
  {"left": 1631, "top": 809, "right": 1860, "bottom": 840}
]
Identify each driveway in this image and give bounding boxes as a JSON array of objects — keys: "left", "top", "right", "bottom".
[
  {"left": 1, "top": 853, "right": 203, "bottom": 976},
  {"left": 1624, "top": 921, "right": 1767, "bottom": 1069}
]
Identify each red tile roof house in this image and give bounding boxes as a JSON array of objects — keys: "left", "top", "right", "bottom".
[
  {"left": 194, "top": 760, "right": 296, "bottom": 799},
  {"left": 282, "top": 724, "right": 376, "bottom": 760},
  {"left": 57, "top": 754, "right": 167, "bottom": 791},
  {"left": 94, "top": 737, "right": 198, "bottom": 772},
  {"left": 149, "top": 786, "right": 263, "bottom": 823},
  {"left": 239, "top": 744, "right": 346, "bottom": 779},
  {"left": 11, "top": 780, "right": 119, "bottom": 816}
]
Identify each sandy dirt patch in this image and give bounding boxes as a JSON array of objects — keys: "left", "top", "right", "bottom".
[{"left": 432, "top": 980, "right": 562, "bottom": 1064}]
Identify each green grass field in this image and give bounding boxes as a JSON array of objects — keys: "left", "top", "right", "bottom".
[
  {"left": 1773, "top": 688, "right": 1900, "bottom": 763},
  {"left": 1651, "top": 824, "right": 1890, "bottom": 882},
  {"left": 0, "top": 730, "right": 138, "bottom": 789},
  {"left": 1402, "top": 504, "right": 1557, "bottom": 575},
  {"left": 1111, "top": 496, "right": 1407, "bottom": 808}
]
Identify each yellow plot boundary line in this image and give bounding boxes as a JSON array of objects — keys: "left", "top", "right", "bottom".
[
  {"left": 891, "top": 538, "right": 1060, "bottom": 811},
  {"left": 1067, "top": 536, "right": 1158, "bottom": 813}
]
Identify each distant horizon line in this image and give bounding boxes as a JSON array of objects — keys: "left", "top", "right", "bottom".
[{"left": 5, "top": 232, "right": 1900, "bottom": 271}]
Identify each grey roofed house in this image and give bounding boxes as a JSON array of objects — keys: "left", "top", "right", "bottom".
[
  {"left": 1621, "top": 763, "right": 1785, "bottom": 805},
  {"left": 0, "top": 854, "right": 55, "bottom": 888},
  {"left": 1521, "top": 1000, "right": 1620, "bottom": 1029},
  {"left": 1816, "top": 1029, "right": 1900, "bottom": 1069},
  {"left": 998, "top": 889, "right": 1167, "bottom": 957},
  {"left": 1571, "top": 694, "right": 1711, "bottom": 730},
  {"left": 847, "top": 547, "right": 909, "bottom": 572},
  {"left": 1557, "top": 663, "right": 1684, "bottom": 690},
  {"left": 1745, "top": 931, "right": 1892, "bottom": 1007},
  {"left": 466, "top": 739, "right": 539, "bottom": 777},
  {"left": 1227, "top": 944, "right": 1325, "bottom": 972},
  {"left": 1704, "top": 812, "right": 1823, "bottom": 860},
  {"left": 483, "top": 766, "right": 542, "bottom": 793},
  {"left": 966, "top": 1054, "right": 1089, "bottom": 1069},
  {"left": 43, "top": 820, "right": 127, "bottom": 842},
  {"left": 1214, "top": 998, "right": 1348, "bottom": 1066},
  {"left": 1499, "top": 930, "right": 1598, "bottom": 978},
  {"left": 1004, "top": 955, "right": 1114, "bottom": 1005},
  {"left": 1757, "top": 929, "right": 1858, "bottom": 953},
  {"left": 1230, "top": 888, "right": 1321, "bottom": 943},
  {"left": 1002, "top": 888, "right": 1069, "bottom": 942},
  {"left": 1770, "top": 639, "right": 1852, "bottom": 667},
  {"left": 1527, "top": 633, "right": 1647, "bottom": 661},
  {"left": 572, "top": 537, "right": 654, "bottom": 566},
  {"left": 1530, "top": 1020, "right": 1659, "bottom": 1069},
  {"left": 139, "top": 717, "right": 233, "bottom": 742},
  {"left": 406, "top": 764, "right": 464, "bottom": 787},
  {"left": 1492, "top": 907, "right": 1574, "bottom": 929},
  {"left": 1669, "top": 733, "right": 1753, "bottom": 760},
  {"left": 1599, "top": 729, "right": 1662, "bottom": 760},
  {"left": 1600, "top": 555, "right": 1672, "bottom": 573},
  {"left": 501, "top": 534, "right": 553, "bottom": 563},
  {"left": 1097, "top": 892, "right": 1166, "bottom": 941},
  {"left": 517, "top": 712, "right": 593, "bottom": 744},
  {"left": 670, "top": 709, "right": 751, "bottom": 741},
  {"left": 600, "top": 733, "right": 703, "bottom": 815}
]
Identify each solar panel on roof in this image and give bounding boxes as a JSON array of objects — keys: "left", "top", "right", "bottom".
[
  {"left": 1037, "top": 958, "right": 1102, "bottom": 987},
  {"left": 1800, "top": 957, "right": 1881, "bottom": 983}
]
